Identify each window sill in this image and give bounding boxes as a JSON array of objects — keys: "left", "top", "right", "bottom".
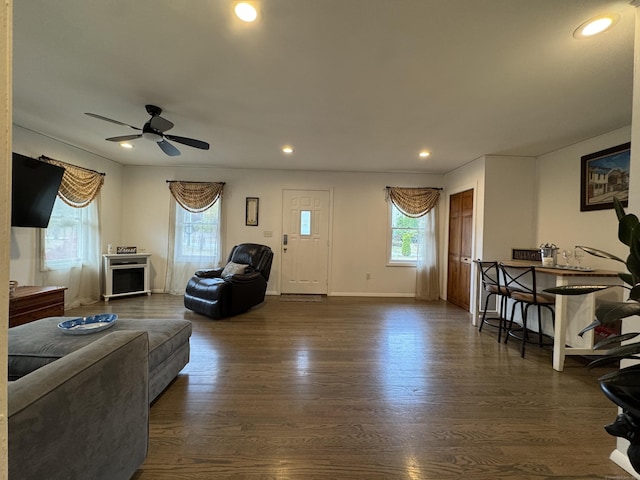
[{"left": 386, "top": 262, "right": 417, "bottom": 268}]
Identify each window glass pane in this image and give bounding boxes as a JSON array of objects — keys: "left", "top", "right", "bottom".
[
  {"left": 43, "top": 198, "right": 83, "bottom": 269},
  {"left": 389, "top": 204, "right": 423, "bottom": 264},
  {"left": 300, "top": 210, "right": 311, "bottom": 235},
  {"left": 176, "top": 202, "right": 220, "bottom": 261}
]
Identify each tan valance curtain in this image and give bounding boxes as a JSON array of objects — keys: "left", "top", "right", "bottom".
[
  {"left": 41, "top": 156, "right": 105, "bottom": 208},
  {"left": 167, "top": 181, "right": 225, "bottom": 213},
  {"left": 385, "top": 186, "right": 441, "bottom": 217}
]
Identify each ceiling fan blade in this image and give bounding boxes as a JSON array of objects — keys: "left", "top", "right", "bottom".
[
  {"left": 85, "top": 112, "right": 140, "bottom": 130},
  {"left": 106, "top": 134, "right": 142, "bottom": 142},
  {"left": 157, "top": 139, "right": 181, "bottom": 156},
  {"left": 149, "top": 115, "right": 174, "bottom": 133},
  {"left": 165, "top": 134, "right": 210, "bottom": 150}
]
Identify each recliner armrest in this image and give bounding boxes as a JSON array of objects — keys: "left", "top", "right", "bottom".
[
  {"left": 225, "top": 271, "right": 263, "bottom": 284},
  {"left": 195, "top": 268, "right": 223, "bottom": 278}
]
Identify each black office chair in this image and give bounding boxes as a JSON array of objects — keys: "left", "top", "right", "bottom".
[
  {"left": 475, "top": 260, "right": 509, "bottom": 342},
  {"left": 499, "top": 263, "right": 555, "bottom": 358}
]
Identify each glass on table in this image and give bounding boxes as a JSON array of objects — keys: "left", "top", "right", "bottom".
[{"left": 562, "top": 249, "right": 573, "bottom": 266}]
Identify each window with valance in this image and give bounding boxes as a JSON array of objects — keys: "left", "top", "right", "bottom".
[
  {"left": 167, "top": 181, "right": 225, "bottom": 213},
  {"left": 385, "top": 186, "right": 441, "bottom": 301},
  {"left": 41, "top": 155, "right": 105, "bottom": 208}
]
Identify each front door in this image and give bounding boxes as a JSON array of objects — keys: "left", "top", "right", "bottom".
[{"left": 281, "top": 189, "right": 330, "bottom": 294}]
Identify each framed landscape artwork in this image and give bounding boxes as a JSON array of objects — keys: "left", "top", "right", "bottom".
[{"left": 580, "top": 142, "right": 630, "bottom": 212}]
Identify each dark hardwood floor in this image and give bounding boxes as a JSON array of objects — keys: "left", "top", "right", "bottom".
[{"left": 67, "top": 294, "right": 632, "bottom": 479}]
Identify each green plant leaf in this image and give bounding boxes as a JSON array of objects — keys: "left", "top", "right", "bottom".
[
  {"left": 596, "top": 301, "right": 640, "bottom": 324},
  {"left": 619, "top": 213, "right": 639, "bottom": 246},
  {"left": 588, "top": 355, "right": 624, "bottom": 369},
  {"left": 630, "top": 284, "right": 640, "bottom": 301},
  {"left": 627, "top": 253, "right": 640, "bottom": 282},
  {"left": 575, "top": 245, "right": 625, "bottom": 264},
  {"left": 614, "top": 196, "right": 627, "bottom": 221},
  {"left": 593, "top": 332, "right": 639, "bottom": 350},
  {"left": 598, "top": 341, "right": 640, "bottom": 359},
  {"left": 620, "top": 273, "right": 634, "bottom": 287},
  {"left": 543, "top": 285, "right": 615, "bottom": 295},
  {"left": 578, "top": 319, "right": 600, "bottom": 337}
]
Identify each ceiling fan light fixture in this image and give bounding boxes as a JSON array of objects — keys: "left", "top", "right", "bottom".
[
  {"left": 235, "top": 2, "right": 258, "bottom": 22},
  {"left": 142, "top": 131, "right": 163, "bottom": 143},
  {"left": 419, "top": 150, "right": 430, "bottom": 158},
  {"left": 282, "top": 146, "right": 294, "bottom": 154},
  {"left": 573, "top": 13, "right": 620, "bottom": 39},
  {"left": 120, "top": 142, "right": 134, "bottom": 149}
]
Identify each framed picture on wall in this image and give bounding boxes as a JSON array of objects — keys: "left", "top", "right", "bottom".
[
  {"left": 246, "top": 197, "right": 259, "bottom": 226},
  {"left": 580, "top": 142, "right": 630, "bottom": 212}
]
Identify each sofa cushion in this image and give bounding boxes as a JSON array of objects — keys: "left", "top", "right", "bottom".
[
  {"left": 9, "top": 317, "right": 192, "bottom": 382},
  {"left": 221, "top": 261, "right": 248, "bottom": 277}
]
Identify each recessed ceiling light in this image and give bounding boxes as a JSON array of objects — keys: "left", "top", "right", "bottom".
[
  {"left": 282, "top": 146, "right": 294, "bottom": 154},
  {"left": 235, "top": 2, "right": 258, "bottom": 23},
  {"left": 120, "top": 143, "right": 134, "bottom": 149},
  {"left": 419, "top": 151, "right": 430, "bottom": 158},
  {"left": 573, "top": 13, "right": 620, "bottom": 39}
]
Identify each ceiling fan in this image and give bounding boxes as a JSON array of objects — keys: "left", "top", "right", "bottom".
[{"left": 85, "top": 104, "right": 210, "bottom": 156}]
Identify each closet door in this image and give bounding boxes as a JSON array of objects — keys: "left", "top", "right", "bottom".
[{"left": 447, "top": 189, "right": 473, "bottom": 310}]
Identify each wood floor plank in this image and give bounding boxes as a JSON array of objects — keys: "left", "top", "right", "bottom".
[{"left": 66, "top": 294, "right": 634, "bottom": 479}]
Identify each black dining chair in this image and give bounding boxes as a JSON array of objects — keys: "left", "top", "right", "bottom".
[
  {"left": 499, "top": 263, "right": 556, "bottom": 358},
  {"left": 475, "top": 260, "right": 510, "bottom": 342}
]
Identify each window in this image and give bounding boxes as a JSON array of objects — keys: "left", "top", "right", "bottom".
[
  {"left": 388, "top": 203, "right": 424, "bottom": 265},
  {"left": 300, "top": 210, "right": 311, "bottom": 235},
  {"left": 175, "top": 201, "right": 221, "bottom": 262},
  {"left": 43, "top": 198, "right": 93, "bottom": 270}
]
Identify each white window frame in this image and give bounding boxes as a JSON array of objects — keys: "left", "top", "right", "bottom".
[
  {"left": 41, "top": 197, "right": 85, "bottom": 271},
  {"left": 174, "top": 201, "right": 221, "bottom": 263},
  {"left": 387, "top": 203, "right": 424, "bottom": 266}
]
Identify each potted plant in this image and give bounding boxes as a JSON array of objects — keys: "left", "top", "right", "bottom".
[{"left": 545, "top": 197, "right": 640, "bottom": 473}]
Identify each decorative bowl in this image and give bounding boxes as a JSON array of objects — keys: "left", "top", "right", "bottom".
[{"left": 57, "top": 313, "right": 118, "bottom": 335}]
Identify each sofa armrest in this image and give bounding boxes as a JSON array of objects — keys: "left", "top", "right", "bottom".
[
  {"left": 9, "top": 330, "right": 150, "bottom": 480},
  {"left": 195, "top": 268, "right": 223, "bottom": 278},
  {"left": 225, "top": 271, "right": 263, "bottom": 284}
]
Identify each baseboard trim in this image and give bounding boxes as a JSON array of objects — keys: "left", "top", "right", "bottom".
[
  {"left": 328, "top": 292, "right": 416, "bottom": 298},
  {"left": 610, "top": 448, "right": 639, "bottom": 478},
  {"left": 266, "top": 291, "right": 417, "bottom": 298}
]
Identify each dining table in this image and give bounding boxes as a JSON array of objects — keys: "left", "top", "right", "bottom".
[{"left": 474, "top": 260, "right": 623, "bottom": 371}]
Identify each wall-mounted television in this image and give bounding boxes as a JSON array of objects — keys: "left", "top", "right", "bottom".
[{"left": 11, "top": 153, "right": 65, "bottom": 228}]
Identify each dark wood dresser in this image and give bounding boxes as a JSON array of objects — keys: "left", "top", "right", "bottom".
[{"left": 9, "top": 285, "right": 67, "bottom": 327}]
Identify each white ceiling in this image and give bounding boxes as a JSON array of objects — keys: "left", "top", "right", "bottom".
[{"left": 12, "top": 0, "right": 636, "bottom": 174}]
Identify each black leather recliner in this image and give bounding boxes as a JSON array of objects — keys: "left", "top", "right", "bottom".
[{"left": 184, "top": 243, "right": 273, "bottom": 319}]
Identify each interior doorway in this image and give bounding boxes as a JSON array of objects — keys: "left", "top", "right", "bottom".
[
  {"left": 281, "top": 189, "right": 330, "bottom": 294},
  {"left": 447, "top": 189, "right": 473, "bottom": 310}
]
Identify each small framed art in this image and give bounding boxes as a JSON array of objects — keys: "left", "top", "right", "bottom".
[{"left": 246, "top": 197, "right": 259, "bottom": 226}]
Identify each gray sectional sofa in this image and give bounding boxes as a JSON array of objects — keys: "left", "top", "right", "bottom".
[
  {"left": 8, "top": 316, "right": 193, "bottom": 480},
  {"left": 9, "top": 316, "right": 192, "bottom": 402},
  {"left": 9, "top": 331, "right": 150, "bottom": 480}
]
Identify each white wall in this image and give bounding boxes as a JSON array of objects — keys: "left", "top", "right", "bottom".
[
  {"left": 535, "top": 126, "right": 631, "bottom": 268},
  {"left": 121, "top": 165, "right": 444, "bottom": 296},
  {"left": 483, "top": 155, "right": 537, "bottom": 260},
  {"left": 1, "top": 0, "right": 11, "bottom": 474},
  {"left": 10, "top": 126, "right": 124, "bottom": 286}
]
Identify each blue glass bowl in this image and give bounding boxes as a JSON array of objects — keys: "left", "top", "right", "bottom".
[{"left": 57, "top": 313, "right": 118, "bottom": 335}]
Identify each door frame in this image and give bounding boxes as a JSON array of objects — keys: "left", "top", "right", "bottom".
[
  {"left": 443, "top": 181, "right": 478, "bottom": 313},
  {"left": 279, "top": 187, "right": 334, "bottom": 295}
]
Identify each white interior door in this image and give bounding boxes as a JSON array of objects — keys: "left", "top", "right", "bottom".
[{"left": 281, "top": 189, "right": 330, "bottom": 294}]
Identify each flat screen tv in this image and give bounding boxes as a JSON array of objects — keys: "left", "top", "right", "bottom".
[{"left": 11, "top": 153, "right": 65, "bottom": 228}]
